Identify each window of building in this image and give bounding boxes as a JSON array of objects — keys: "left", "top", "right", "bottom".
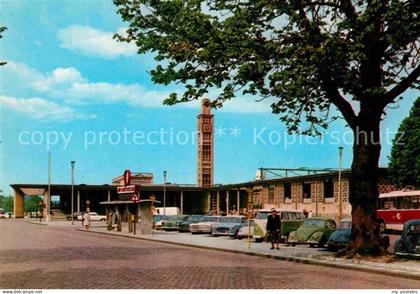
[
  {"left": 303, "top": 182, "right": 312, "bottom": 199},
  {"left": 284, "top": 183, "right": 291, "bottom": 199},
  {"left": 324, "top": 179, "right": 334, "bottom": 199},
  {"left": 268, "top": 186, "right": 275, "bottom": 204}
]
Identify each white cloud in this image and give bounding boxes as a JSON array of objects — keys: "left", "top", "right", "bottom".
[
  {"left": 0, "top": 61, "right": 44, "bottom": 89},
  {"left": 1, "top": 61, "right": 273, "bottom": 113},
  {"left": 0, "top": 95, "right": 95, "bottom": 121},
  {"left": 57, "top": 25, "right": 138, "bottom": 59}
]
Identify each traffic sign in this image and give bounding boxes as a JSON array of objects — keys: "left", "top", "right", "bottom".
[{"left": 131, "top": 194, "right": 139, "bottom": 202}]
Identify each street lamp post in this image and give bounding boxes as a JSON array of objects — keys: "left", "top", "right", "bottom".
[
  {"left": 71, "top": 161, "right": 75, "bottom": 225},
  {"left": 338, "top": 146, "right": 344, "bottom": 221},
  {"left": 163, "top": 171, "right": 167, "bottom": 216}
]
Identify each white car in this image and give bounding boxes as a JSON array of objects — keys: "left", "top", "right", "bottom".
[
  {"left": 237, "top": 220, "right": 254, "bottom": 239},
  {"left": 77, "top": 212, "right": 106, "bottom": 221},
  {"left": 190, "top": 216, "right": 221, "bottom": 234}
]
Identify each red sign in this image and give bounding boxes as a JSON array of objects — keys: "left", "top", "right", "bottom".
[
  {"left": 124, "top": 170, "right": 132, "bottom": 186},
  {"left": 131, "top": 194, "right": 139, "bottom": 202},
  {"left": 117, "top": 185, "right": 136, "bottom": 194}
]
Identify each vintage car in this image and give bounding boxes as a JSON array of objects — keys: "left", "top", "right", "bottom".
[
  {"left": 327, "top": 218, "right": 352, "bottom": 250},
  {"left": 253, "top": 209, "right": 305, "bottom": 243},
  {"left": 153, "top": 215, "right": 168, "bottom": 230},
  {"left": 67, "top": 212, "right": 84, "bottom": 221},
  {"left": 178, "top": 215, "right": 203, "bottom": 232},
  {"left": 237, "top": 219, "right": 254, "bottom": 239},
  {"left": 394, "top": 219, "right": 420, "bottom": 258},
  {"left": 190, "top": 216, "right": 221, "bottom": 234},
  {"left": 77, "top": 212, "right": 106, "bottom": 221},
  {"left": 212, "top": 216, "right": 246, "bottom": 237},
  {"left": 288, "top": 217, "right": 337, "bottom": 247},
  {"left": 161, "top": 215, "right": 189, "bottom": 231},
  {"left": 327, "top": 218, "right": 390, "bottom": 251}
]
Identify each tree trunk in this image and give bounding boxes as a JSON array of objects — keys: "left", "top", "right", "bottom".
[{"left": 347, "top": 114, "right": 384, "bottom": 256}]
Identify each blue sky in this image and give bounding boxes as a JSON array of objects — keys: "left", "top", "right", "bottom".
[{"left": 0, "top": 0, "right": 418, "bottom": 195}]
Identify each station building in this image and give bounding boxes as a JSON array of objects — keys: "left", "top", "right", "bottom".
[{"left": 10, "top": 99, "right": 397, "bottom": 222}]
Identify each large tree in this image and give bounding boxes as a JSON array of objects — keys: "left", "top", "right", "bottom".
[
  {"left": 113, "top": 0, "right": 420, "bottom": 255},
  {"left": 389, "top": 97, "right": 420, "bottom": 188}
]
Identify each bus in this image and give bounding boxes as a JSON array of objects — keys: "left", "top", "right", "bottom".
[{"left": 377, "top": 190, "right": 420, "bottom": 232}]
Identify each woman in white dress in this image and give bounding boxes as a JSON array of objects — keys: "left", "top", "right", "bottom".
[{"left": 84, "top": 209, "right": 91, "bottom": 230}]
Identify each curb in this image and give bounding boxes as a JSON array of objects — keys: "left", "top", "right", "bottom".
[
  {"left": 77, "top": 229, "right": 420, "bottom": 281},
  {"left": 25, "top": 221, "right": 47, "bottom": 226}
]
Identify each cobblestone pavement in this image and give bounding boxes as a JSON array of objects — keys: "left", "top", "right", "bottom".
[{"left": 0, "top": 220, "right": 418, "bottom": 289}]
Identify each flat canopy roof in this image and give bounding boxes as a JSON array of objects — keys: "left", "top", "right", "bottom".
[
  {"left": 10, "top": 183, "right": 203, "bottom": 194},
  {"left": 100, "top": 200, "right": 162, "bottom": 205}
]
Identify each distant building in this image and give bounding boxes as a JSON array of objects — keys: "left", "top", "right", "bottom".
[
  {"left": 112, "top": 172, "right": 154, "bottom": 186},
  {"left": 197, "top": 98, "right": 214, "bottom": 187}
]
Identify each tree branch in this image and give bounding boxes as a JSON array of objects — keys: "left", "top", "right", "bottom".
[
  {"left": 384, "top": 65, "right": 420, "bottom": 105},
  {"left": 320, "top": 73, "right": 358, "bottom": 128},
  {"left": 340, "top": 0, "right": 358, "bottom": 21},
  {"left": 327, "top": 88, "right": 358, "bottom": 129}
]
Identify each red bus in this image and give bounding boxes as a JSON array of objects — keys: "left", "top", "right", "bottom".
[{"left": 377, "top": 190, "right": 420, "bottom": 231}]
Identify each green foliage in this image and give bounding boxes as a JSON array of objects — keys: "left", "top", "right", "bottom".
[
  {"left": 0, "top": 196, "right": 14, "bottom": 212},
  {"left": 113, "top": 0, "right": 419, "bottom": 135},
  {"left": 389, "top": 97, "right": 420, "bottom": 187},
  {"left": 25, "top": 196, "right": 43, "bottom": 212}
]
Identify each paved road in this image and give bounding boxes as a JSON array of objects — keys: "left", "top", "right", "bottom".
[{"left": 0, "top": 220, "right": 417, "bottom": 289}]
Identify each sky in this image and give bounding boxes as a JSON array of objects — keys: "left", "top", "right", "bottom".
[{"left": 0, "top": 0, "right": 418, "bottom": 196}]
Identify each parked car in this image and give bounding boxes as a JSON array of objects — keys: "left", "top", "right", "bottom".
[
  {"left": 67, "top": 212, "right": 84, "bottom": 221},
  {"left": 153, "top": 215, "right": 168, "bottom": 230},
  {"left": 0, "top": 208, "right": 7, "bottom": 219},
  {"left": 253, "top": 209, "right": 305, "bottom": 243},
  {"left": 288, "top": 217, "right": 337, "bottom": 247},
  {"left": 77, "top": 212, "right": 106, "bottom": 221},
  {"left": 327, "top": 218, "right": 390, "bottom": 251},
  {"left": 394, "top": 219, "right": 420, "bottom": 258},
  {"left": 190, "top": 216, "right": 221, "bottom": 234},
  {"left": 161, "top": 215, "right": 189, "bottom": 231},
  {"left": 178, "top": 215, "right": 203, "bottom": 232},
  {"left": 212, "top": 216, "right": 246, "bottom": 237},
  {"left": 327, "top": 218, "right": 352, "bottom": 250},
  {"left": 237, "top": 219, "right": 254, "bottom": 239}
]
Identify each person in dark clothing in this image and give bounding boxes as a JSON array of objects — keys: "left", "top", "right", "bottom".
[{"left": 266, "top": 208, "right": 281, "bottom": 250}]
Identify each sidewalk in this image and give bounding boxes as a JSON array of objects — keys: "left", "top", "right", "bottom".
[{"left": 80, "top": 225, "right": 420, "bottom": 280}]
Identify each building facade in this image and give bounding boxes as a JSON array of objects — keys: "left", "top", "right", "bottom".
[
  {"left": 197, "top": 98, "right": 214, "bottom": 187},
  {"left": 112, "top": 172, "right": 154, "bottom": 186},
  {"left": 205, "top": 168, "right": 397, "bottom": 222}
]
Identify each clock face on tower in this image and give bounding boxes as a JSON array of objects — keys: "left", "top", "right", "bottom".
[{"left": 202, "top": 124, "right": 212, "bottom": 133}]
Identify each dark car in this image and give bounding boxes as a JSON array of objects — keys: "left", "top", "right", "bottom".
[
  {"left": 178, "top": 215, "right": 203, "bottom": 232},
  {"left": 327, "top": 218, "right": 352, "bottom": 250},
  {"left": 327, "top": 218, "right": 390, "bottom": 251},
  {"left": 394, "top": 219, "right": 420, "bottom": 259}
]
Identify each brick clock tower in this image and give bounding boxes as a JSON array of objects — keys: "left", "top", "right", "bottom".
[{"left": 197, "top": 98, "right": 214, "bottom": 187}]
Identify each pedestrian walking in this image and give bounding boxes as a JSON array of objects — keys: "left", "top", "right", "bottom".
[
  {"left": 266, "top": 208, "right": 281, "bottom": 250},
  {"left": 84, "top": 209, "right": 91, "bottom": 230}
]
